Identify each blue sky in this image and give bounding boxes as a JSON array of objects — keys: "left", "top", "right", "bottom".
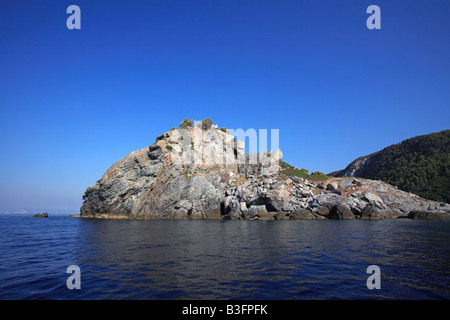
[{"left": 0, "top": 0, "right": 449, "bottom": 212}]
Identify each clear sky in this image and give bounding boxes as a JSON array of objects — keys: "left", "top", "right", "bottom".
[{"left": 0, "top": 0, "right": 449, "bottom": 212}]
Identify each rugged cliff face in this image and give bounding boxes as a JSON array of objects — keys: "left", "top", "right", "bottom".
[
  {"left": 80, "top": 126, "right": 450, "bottom": 220},
  {"left": 80, "top": 126, "right": 281, "bottom": 219}
]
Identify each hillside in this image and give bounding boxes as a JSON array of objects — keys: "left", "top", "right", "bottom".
[{"left": 329, "top": 130, "right": 450, "bottom": 203}]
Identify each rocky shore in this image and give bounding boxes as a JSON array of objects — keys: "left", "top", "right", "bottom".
[
  {"left": 221, "top": 175, "right": 450, "bottom": 220},
  {"left": 80, "top": 125, "right": 450, "bottom": 220}
]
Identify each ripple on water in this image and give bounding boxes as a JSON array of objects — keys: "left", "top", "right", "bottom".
[{"left": 0, "top": 216, "right": 449, "bottom": 299}]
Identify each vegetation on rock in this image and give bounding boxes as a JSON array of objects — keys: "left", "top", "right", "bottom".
[
  {"left": 280, "top": 160, "right": 329, "bottom": 181},
  {"left": 179, "top": 118, "right": 194, "bottom": 129}
]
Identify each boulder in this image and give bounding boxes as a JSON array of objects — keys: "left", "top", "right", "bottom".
[
  {"left": 299, "top": 190, "right": 311, "bottom": 198},
  {"left": 289, "top": 209, "right": 317, "bottom": 220},
  {"left": 220, "top": 196, "right": 242, "bottom": 220},
  {"left": 312, "top": 193, "right": 347, "bottom": 208},
  {"left": 314, "top": 203, "right": 335, "bottom": 217},
  {"left": 362, "top": 192, "right": 385, "bottom": 209},
  {"left": 359, "top": 205, "right": 395, "bottom": 220},
  {"left": 274, "top": 212, "right": 289, "bottom": 220},
  {"left": 328, "top": 204, "right": 354, "bottom": 219},
  {"left": 251, "top": 189, "right": 291, "bottom": 212},
  {"left": 291, "top": 176, "right": 301, "bottom": 184},
  {"left": 244, "top": 205, "right": 268, "bottom": 220},
  {"left": 351, "top": 199, "right": 368, "bottom": 214},
  {"left": 326, "top": 182, "right": 338, "bottom": 191},
  {"left": 258, "top": 211, "right": 276, "bottom": 220},
  {"left": 282, "top": 204, "right": 294, "bottom": 212},
  {"left": 340, "top": 178, "right": 353, "bottom": 189}
]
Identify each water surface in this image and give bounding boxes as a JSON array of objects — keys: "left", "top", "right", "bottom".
[{"left": 0, "top": 214, "right": 449, "bottom": 299}]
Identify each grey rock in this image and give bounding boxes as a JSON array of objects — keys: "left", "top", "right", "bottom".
[
  {"left": 282, "top": 204, "right": 294, "bottom": 212},
  {"left": 362, "top": 192, "right": 385, "bottom": 209},
  {"left": 291, "top": 176, "right": 301, "bottom": 184},
  {"left": 328, "top": 204, "right": 354, "bottom": 219},
  {"left": 340, "top": 178, "right": 353, "bottom": 189},
  {"left": 289, "top": 209, "right": 317, "bottom": 220},
  {"left": 270, "top": 181, "right": 285, "bottom": 190},
  {"left": 359, "top": 205, "right": 401, "bottom": 220},
  {"left": 274, "top": 212, "right": 289, "bottom": 220},
  {"left": 314, "top": 203, "right": 335, "bottom": 217},
  {"left": 326, "top": 182, "right": 338, "bottom": 191},
  {"left": 221, "top": 196, "right": 242, "bottom": 220},
  {"left": 250, "top": 189, "right": 291, "bottom": 213},
  {"left": 312, "top": 193, "right": 347, "bottom": 207},
  {"left": 299, "top": 190, "right": 311, "bottom": 198},
  {"left": 354, "top": 199, "right": 368, "bottom": 213},
  {"left": 245, "top": 205, "right": 268, "bottom": 219}
]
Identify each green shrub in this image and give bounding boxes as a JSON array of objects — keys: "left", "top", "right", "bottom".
[
  {"left": 201, "top": 118, "right": 214, "bottom": 130},
  {"left": 179, "top": 118, "right": 194, "bottom": 129},
  {"left": 194, "top": 118, "right": 214, "bottom": 130},
  {"left": 280, "top": 160, "right": 329, "bottom": 181}
]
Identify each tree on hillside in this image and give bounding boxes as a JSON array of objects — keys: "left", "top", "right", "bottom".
[{"left": 179, "top": 118, "right": 194, "bottom": 129}]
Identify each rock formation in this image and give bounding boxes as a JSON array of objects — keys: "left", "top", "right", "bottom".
[
  {"left": 32, "top": 212, "right": 48, "bottom": 218},
  {"left": 80, "top": 124, "right": 450, "bottom": 220}
]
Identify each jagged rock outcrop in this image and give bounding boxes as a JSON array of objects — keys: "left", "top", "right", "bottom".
[
  {"left": 81, "top": 125, "right": 450, "bottom": 220},
  {"left": 81, "top": 125, "right": 281, "bottom": 219}
]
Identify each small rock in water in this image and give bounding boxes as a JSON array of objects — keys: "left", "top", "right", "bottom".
[{"left": 32, "top": 212, "right": 48, "bottom": 218}]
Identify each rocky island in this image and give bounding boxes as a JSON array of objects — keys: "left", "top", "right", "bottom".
[{"left": 80, "top": 120, "right": 450, "bottom": 220}]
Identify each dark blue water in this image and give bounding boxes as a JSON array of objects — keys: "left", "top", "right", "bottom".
[{"left": 0, "top": 214, "right": 449, "bottom": 300}]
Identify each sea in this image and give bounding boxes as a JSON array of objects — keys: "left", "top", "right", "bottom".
[{"left": 0, "top": 214, "right": 449, "bottom": 300}]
